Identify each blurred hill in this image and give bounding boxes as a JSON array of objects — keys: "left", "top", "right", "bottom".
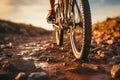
[
  {"left": 0, "top": 16, "right": 120, "bottom": 37},
  {"left": 0, "top": 19, "right": 51, "bottom": 37},
  {"left": 92, "top": 16, "right": 120, "bottom": 56},
  {"left": 93, "top": 16, "right": 120, "bottom": 37},
  {"left": 0, "top": 16, "right": 120, "bottom": 43}
]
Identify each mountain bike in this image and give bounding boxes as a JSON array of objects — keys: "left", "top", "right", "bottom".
[{"left": 52, "top": 0, "right": 92, "bottom": 60}]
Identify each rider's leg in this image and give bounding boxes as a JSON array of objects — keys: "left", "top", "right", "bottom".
[
  {"left": 49, "top": 0, "right": 55, "bottom": 10},
  {"left": 47, "top": 0, "right": 55, "bottom": 22}
]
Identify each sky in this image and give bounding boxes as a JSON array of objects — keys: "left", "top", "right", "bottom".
[{"left": 0, "top": 0, "right": 120, "bottom": 30}]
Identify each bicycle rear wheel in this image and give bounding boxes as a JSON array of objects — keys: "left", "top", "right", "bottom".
[{"left": 70, "top": 0, "right": 91, "bottom": 59}]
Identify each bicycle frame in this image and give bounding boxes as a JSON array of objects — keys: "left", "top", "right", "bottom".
[
  {"left": 55, "top": 0, "right": 82, "bottom": 29},
  {"left": 55, "top": 0, "right": 70, "bottom": 29},
  {"left": 60, "top": 0, "right": 64, "bottom": 8}
]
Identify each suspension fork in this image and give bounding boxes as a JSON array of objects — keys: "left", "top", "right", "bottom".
[
  {"left": 60, "top": 0, "right": 65, "bottom": 21},
  {"left": 60, "top": 0, "right": 64, "bottom": 8},
  {"left": 60, "top": 0, "right": 69, "bottom": 24},
  {"left": 58, "top": 0, "right": 70, "bottom": 28}
]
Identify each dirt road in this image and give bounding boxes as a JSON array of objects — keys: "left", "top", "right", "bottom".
[
  {"left": 0, "top": 17, "right": 120, "bottom": 80},
  {"left": 0, "top": 33, "right": 118, "bottom": 80}
]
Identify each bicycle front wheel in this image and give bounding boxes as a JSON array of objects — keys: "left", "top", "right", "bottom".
[{"left": 70, "top": 0, "right": 91, "bottom": 59}]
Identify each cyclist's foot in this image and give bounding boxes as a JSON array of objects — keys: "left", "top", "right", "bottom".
[{"left": 46, "top": 10, "right": 55, "bottom": 23}]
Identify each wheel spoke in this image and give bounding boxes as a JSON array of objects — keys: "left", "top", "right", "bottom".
[{"left": 73, "top": 26, "right": 83, "bottom": 52}]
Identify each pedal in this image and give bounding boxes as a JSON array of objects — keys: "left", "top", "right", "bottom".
[{"left": 47, "top": 19, "right": 56, "bottom": 24}]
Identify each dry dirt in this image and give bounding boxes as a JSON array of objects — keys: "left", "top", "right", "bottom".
[{"left": 0, "top": 17, "right": 120, "bottom": 80}]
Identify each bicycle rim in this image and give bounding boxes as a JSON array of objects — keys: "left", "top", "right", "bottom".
[{"left": 70, "top": 0, "right": 91, "bottom": 59}]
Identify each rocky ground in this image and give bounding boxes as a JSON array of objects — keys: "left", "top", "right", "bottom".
[{"left": 0, "top": 17, "right": 120, "bottom": 80}]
